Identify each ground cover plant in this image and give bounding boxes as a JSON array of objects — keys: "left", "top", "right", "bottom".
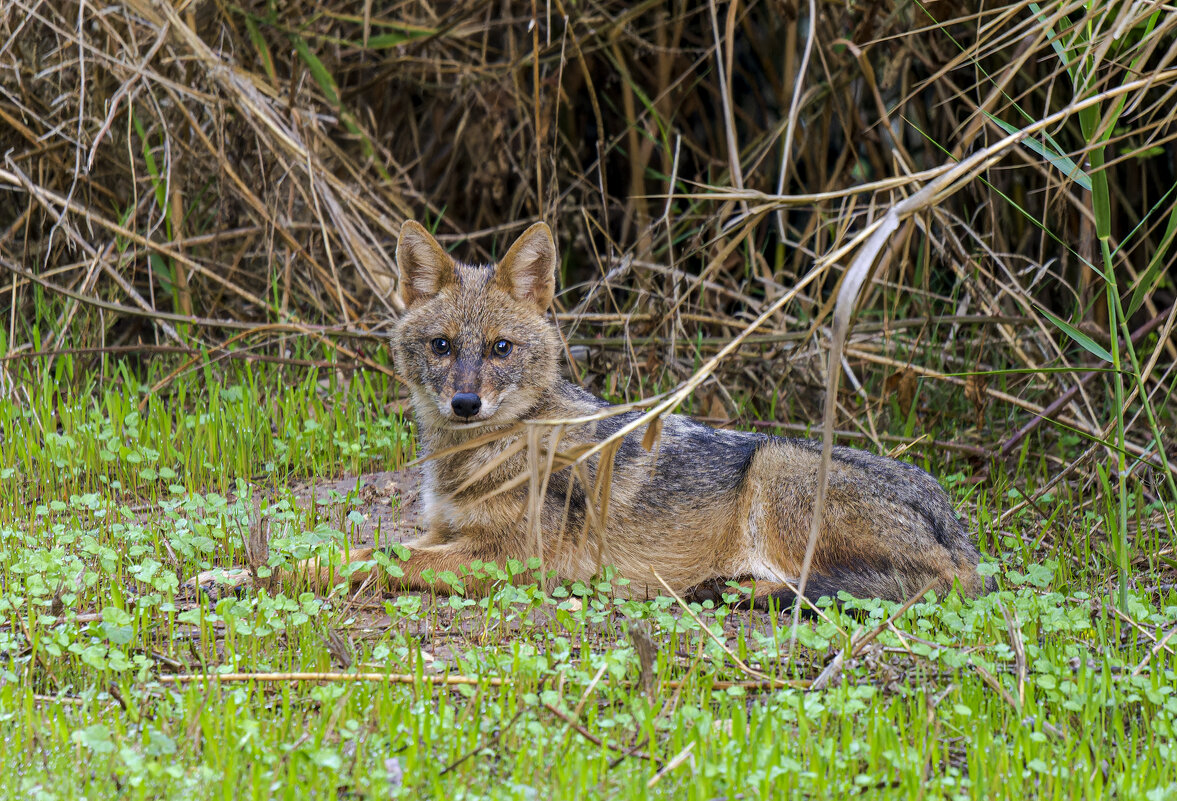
[{"left": 1, "top": 0, "right": 1176, "bottom": 799}]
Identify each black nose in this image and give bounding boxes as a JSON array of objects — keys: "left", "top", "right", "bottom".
[{"left": 451, "top": 393, "right": 482, "bottom": 418}]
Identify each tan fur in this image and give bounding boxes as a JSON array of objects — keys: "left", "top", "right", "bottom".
[{"left": 292, "top": 221, "right": 992, "bottom": 605}]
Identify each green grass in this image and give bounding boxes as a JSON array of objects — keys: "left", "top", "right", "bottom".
[{"left": 2, "top": 355, "right": 1176, "bottom": 800}]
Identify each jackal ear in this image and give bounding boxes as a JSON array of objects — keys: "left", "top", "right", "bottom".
[
  {"left": 396, "top": 221, "right": 456, "bottom": 308},
  {"left": 494, "top": 222, "right": 556, "bottom": 310}
]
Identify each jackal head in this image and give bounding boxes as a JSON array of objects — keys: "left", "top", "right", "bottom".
[{"left": 391, "top": 221, "right": 561, "bottom": 431}]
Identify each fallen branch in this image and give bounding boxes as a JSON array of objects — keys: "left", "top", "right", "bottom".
[
  {"left": 154, "top": 671, "right": 809, "bottom": 691},
  {"left": 158, "top": 671, "right": 504, "bottom": 686},
  {"left": 543, "top": 702, "right": 653, "bottom": 761}
]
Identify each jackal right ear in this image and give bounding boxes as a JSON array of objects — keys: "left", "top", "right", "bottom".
[
  {"left": 495, "top": 222, "right": 557, "bottom": 310},
  {"left": 396, "top": 221, "right": 456, "bottom": 308}
]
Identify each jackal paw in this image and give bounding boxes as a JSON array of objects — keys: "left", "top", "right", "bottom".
[
  {"left": 687, "top": 577, "right": 748, "bottom": 605},
  {"left": 181, "top": 567, "right": 254, "bottom": 603},
  {"left": 688, "top": 577, "right": 781, "bottom": 609}
]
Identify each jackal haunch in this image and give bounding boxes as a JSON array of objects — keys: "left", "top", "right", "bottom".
[{"left": 295, "top": 220, "right": 991, "bottom": 606}]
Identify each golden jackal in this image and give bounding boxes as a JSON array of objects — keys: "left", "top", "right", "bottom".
[{"left": 208, "top": 221, "right": 991, "bottom": 605}]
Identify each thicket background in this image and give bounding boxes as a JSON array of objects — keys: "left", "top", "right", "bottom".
[{"left": 1, "top": 0, "right": 1175, "bottom": 577}]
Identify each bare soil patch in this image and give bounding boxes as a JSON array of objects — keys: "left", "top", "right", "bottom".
[{"left": 287, "top": 464, "right": 426, "bottom": 547}]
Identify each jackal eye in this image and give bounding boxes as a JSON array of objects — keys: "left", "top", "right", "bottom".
[
  {"left": 429, "top": 337, "right": 451, "bottom": 356},
  {"left": 492, "top": 339, "right": 513, "bottom": 357}
]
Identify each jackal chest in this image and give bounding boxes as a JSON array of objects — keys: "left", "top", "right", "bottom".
[{"left": 421, "top": 451, "right": 529, "bottom": 533}]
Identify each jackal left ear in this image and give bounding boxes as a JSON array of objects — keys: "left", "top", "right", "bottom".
[
  {"left": 396, "top": 221, "right": 456, "bottom": 308},
  {"left": 494, "top": 222, "right": 556, "bottom": 310}
]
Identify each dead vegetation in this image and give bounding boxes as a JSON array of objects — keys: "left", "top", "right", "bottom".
[{"left": 1, "top": 0, "right": 1175, "bottom": 558}]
